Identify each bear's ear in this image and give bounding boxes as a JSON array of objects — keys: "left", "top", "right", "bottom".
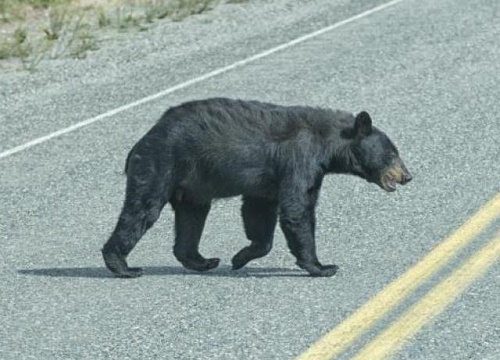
[{"left": 354, "top": 111, "right": 373, "bottom": 137}]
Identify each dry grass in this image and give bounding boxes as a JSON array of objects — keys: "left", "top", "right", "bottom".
[{"left": 0, "top": 0, "right": 235, "bottom": 71}]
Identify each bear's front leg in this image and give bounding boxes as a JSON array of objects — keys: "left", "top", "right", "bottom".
[{"left": 278, "top": 185, "right": 338, "bottom": 277}]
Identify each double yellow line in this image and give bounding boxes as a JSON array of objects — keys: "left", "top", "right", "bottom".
[{"left": 297, "top": 193, "right": 500, "bottom": 360}]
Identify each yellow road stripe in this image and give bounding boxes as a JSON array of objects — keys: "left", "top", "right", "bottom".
[
  {"left": 296, "top": 193, "right": 500, "bottom": 360},
  {"left": 352, "top": 233, "right": 500, "bottom": 360}
]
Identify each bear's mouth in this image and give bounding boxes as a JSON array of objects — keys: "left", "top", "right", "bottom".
[
  {"left": 379, "top": 163, "right": 412, "bottom": 192},
  {"left": 381, "top": 174, "right": 398, "bottom": 192}
]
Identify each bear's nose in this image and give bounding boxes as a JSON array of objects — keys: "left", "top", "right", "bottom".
[{"left": 402, "top": 172, "right": 412, "bottom": 184}]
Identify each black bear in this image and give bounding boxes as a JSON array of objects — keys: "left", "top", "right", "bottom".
[{"left": 102, "top": 98, "right": 412, "bottom": 278}]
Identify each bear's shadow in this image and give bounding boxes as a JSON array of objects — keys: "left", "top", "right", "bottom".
[{"left": 18, "top": 265, "right": 308, "bottom": 279}]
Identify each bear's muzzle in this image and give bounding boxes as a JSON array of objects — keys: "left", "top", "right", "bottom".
[{"left": 379, "top": 158, "right": 412, "bottom": 192}]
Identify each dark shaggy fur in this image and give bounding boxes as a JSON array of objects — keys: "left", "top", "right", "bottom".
[{"left": 102, "top": 98, "right": 412, "bottom": 278}]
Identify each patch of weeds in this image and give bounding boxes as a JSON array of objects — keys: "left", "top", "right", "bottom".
[
  {"left": 13, "top": 26, "right": 27, "bottom": 44},
  {"left": 43, "top": 6, "right": 68, "bottom": 40},
  {"left": 123, "top": 13, "right": 141, "bottom": 29},
  {"left": 0, "top": 1, "right": 8, "bottom": 22},
  {"left": 96, "top": 6, "right": 110, "bottom": 28},
  {"left": 46, "top": 11, "right": 99, "bottom": 60},
  {"left": 21, "top": 39, "right": 52, "bottom": 72},
  {"left": 71, "top": 32, "right": 97, "bottom": 59},
  {"left": 114, "top": 6, "right": 143, "bottom": 30},
  {"left": 1, "top": 0, "right": 248, "bottom": 71},
  {"left": 0, "top": 26, "right": 31, "bottom": 60},
  {"left": 145, "top": 1, "right": 172, "bottom": 22},
  {"left": 0, "top": 25, "right": 51, "bottom": 71},
  {"left": 0, "top": 40, "right": 12, "bottom": 59},
  {"left": 170, "top": 0, "right": 214, "bottom": 22},
  {"left": 0, "top": 0, "right": 27, "bottom": 23},
  {"left": 15, "top": 0, "right": 71, "bottom": 9}
]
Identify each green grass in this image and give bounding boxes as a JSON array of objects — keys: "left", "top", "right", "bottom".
[
  {"left": 0, "top": 0, "right": 241, "bottom": 71},
  {"left": 0, "top": 0, "right": 73, "bottom": 23},
  {"left": 4, "top": 0, "right": 71, "bottom": 9},
  {"left": 0, "top": 26, "right": 30, "bottom": 60}
]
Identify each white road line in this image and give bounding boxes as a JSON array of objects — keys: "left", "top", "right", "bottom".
[{"left": 0, "top": 0, "right": 406, "bottom": 160}]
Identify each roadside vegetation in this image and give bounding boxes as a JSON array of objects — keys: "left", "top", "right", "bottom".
[{"left": 0, "top": 0, "right": 244, "bottom": 71}]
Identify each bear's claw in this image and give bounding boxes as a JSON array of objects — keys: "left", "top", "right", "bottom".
[
  {"left": 180, "top": 257, "right": 220, "bottom": 272},
  {"left": 297, "top": 261, "right": 339, "bottom": 277},
  {"left": 102, "top": 250, "right": 143, "bottom": 278}
]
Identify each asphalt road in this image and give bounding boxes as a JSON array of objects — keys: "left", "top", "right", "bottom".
[{"left": 1, "top": 0, "right": 499, "bottom": 359}]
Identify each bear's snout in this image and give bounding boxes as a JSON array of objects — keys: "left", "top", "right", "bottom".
[
  {"left": 398, "top": 161, "right": 412, "bottom": 185},
  {"left": 379, "top": 159, "right": 412, "bottom": 192},
  {"left": 400, "top": 171, "right": 412, "bottom": 185}
]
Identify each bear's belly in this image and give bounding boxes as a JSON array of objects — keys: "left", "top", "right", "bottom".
[{"left": 179, "top": 168, "right": 278, "bottom": 203}]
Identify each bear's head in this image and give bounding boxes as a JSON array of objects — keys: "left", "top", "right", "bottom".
[{"left": 341, "top": 111, "right": 412, "bottom": 192}]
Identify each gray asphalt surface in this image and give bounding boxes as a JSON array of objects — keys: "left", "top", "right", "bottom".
[{"left": 1, "top": 0, "right": 499, "bottom": 359}]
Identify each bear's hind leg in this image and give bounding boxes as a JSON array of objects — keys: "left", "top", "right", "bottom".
[
  {"left": 232, "top": 197, "right": 278, "bottom": 270},
  {"left": 172, "top": 200, "right": 219, "bottom": 272},
  {"left": 102, "top": 198, "right": 166, "bottom": 278},
  {"left": 102, "top": 162, "right": 169, "bottom": 278}
]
